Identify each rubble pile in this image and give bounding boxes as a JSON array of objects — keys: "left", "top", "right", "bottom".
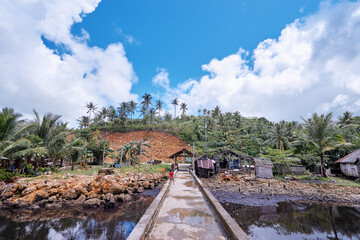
[{"left": 0, "top": 172, "right": 168, "bottom": 210}]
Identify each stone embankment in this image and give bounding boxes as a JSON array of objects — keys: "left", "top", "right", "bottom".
[
  {"left": 203, "top": 174, "right": 360, "bottom": 205},
  {"left": 0, "top": 171, "right": 168, "bottom": 210}
]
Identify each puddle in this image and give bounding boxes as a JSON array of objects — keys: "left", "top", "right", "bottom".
[
  {"left": 188, "top": 201, "right": 206, "bottom": 206},
  {"left": 166, "top": 208, "right": 214, "bottom": 225},
  {"left": 222, "top": 201, "right": 360, "bottom": 240},
  {"left": 184, "top": 180, "right": 198, "bottom": 188}
]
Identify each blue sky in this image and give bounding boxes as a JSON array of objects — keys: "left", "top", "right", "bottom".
[
  {"left": 71, "top": 0, "right": 322, "bottom": 94},
  {"left": 1, "top": 0, "right": 360, "bottom": 126}
]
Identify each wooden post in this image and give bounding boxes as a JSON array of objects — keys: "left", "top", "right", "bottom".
[
  {"left": 120, "top": 146, "right": 123, "bottom": 169},
  {"left": 112, "top": 142, "right": 116, "bottom": 167},
  {"left": 138, "top": 141, "right": 142, "bottom": 174}
]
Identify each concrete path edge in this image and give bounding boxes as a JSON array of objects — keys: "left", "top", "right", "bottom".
[
  {"left": 127, "top": 171, "right": 176, "bottom": 240},
  {"left": 190, "top": 170, "right": 250, "bottom": 240}
]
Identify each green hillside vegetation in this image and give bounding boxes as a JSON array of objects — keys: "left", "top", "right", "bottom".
[{"left": 1, "top": 93, "right": 360, "bottom": 179}]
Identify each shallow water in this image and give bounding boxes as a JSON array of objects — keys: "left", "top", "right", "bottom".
[
  {"left": 0, "top": 195, "right": 154, "bottom": 240},
  {"left": 222, "top": 201, "right": 360, "bottom": 240}
]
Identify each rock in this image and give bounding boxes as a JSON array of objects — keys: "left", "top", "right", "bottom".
[
  {"left": 14, "top": 198, "right": 30, "bottom": 208},
  {"left": 104, "top": 193, "right": 113, "bottom": 201},
  {"left": 149, "top": 183, "right": 155, "bottom": 189},
  {"left": 137, "top": 187, "right": 144, "bottom": 193},
  {"left": 48, "top": 196, "right": 57, "bottom": 202},
  {"left": 143, "top": 181, "right": 150, "bottom": 189},
  {"left": 22, "top": 186, "right": 37, "bottom": 195},
  {"left": 244, "top": 177, "right": 256, "bottom": 181},
  {"left": 45, "top": 203, "right": 62, "bottom": 210},
  {"left": 35, "top": 190, "right": 49, "bottom": 200},
  {"left": 75, "top": 194, "right": 86, "bottom": 203},
  {"left": 63, "top": 189, "right": 78, "bottom": 200},
  {"left": 98, "top": 168, "right": 115, "bottom": 175},
  {"left": 114, "top": 193, "right": 131, "bottom": 202},
  {"left": 73, "top": 185, "right": 88, "bottom": 196},
  {"left": 48, "top": 188, "right": 58, "bottom": 196},
  {"left": 83, "top": 198, "right": 101, "bottom": 208}
]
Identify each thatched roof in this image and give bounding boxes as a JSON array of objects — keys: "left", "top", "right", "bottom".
[
  {"left": 253, "top": 157, "right": 274, "bottom": 167},
  {"left": 335, "top": 149, "right": 360, "bottom": 164},
  {"left": 168, "top": 148, "right": 193, "bottom": 158}
]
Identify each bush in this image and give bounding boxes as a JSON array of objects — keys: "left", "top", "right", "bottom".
[{"left": 0, "top": 169, "right": 17, "bottom": 181}]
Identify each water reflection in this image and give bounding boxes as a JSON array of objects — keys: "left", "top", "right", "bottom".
[
  {"left": 222, "top": 201, "right": 360, "bottom": 240},
  {"left": 0, "top": 196, "right": 154, "bottom": 240}
]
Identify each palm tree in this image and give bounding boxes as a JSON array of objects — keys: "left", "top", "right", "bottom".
[
  {"left": 117, "top": 102, "right": 129, "bottom": 121},
  {"left": 77, "top": 116, "right": 90, "bottom": 128},
  {"left": 66, "top": 138, "right": 87, "bottom": 171},
  {"left": 32, "top": 110, "right": 62, "bottom": 144},
  {"left": 212, "top": 106, "right": 221, "bottom": 119},
  {"left": 338, "top": 111, "right": 353, "bottom": 128},
  {"left": 171, "top": 98, "right": 178, "bottom": 118},
  {"left": 99, "top": 107, "right": 108, "bottom": 125},
  {"left": 265, "top": 122, "right": 291, "bottom": 150},
  {"left": 180, "top": 102, "right": 188, "bottom": 116},
  {"left": 149, "top": 108, "right": 156, "bottom": 128},
  {"left": 0, "top": 108, "right": 27, "bottom": 150},
  {"left": 128, "top": 100, "right": 137, "bottom": 120},
  {"left": 141, "top": 93, "right": 152, "bottom": 113},
  {"left": 106, "top": 106, "right": 117, "bottom": 122},
  {"left": 155, "top": 100, "right": 163, "bottom": 117},
  {"left": 85, "top": 102, "right": 97, "bottom": 121},
  {"left": 300, "top": 113, "right": 341, "bottom": 177}
]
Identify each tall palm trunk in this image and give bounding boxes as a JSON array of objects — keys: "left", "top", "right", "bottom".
[{"left": 320, "top": 152, "right": 326, "bottom": 177}]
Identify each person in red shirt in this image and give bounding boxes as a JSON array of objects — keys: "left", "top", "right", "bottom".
[{"left": 169, "top": 170, "right": 175, "bottom": 184}]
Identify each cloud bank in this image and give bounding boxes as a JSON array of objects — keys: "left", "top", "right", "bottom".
[
  {"left": 0, "top": 0, "right": 138, "bottom": 125},
  {"left": 157, "top": 1, "right": 360, "bottom": 121}
]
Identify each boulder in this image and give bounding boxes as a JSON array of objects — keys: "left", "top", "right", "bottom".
[
  {"left": 75, "top": 194, "right": 86, "bottom": 204},
  {"left": 83, "top": 198, "right": 101, "bottom": 208},
  {"left": 48, "top": 196, "right": 57, "bottom": 202},
  {"left": 115, "top": 193, "right": 131, "bottom": 202},
  {"left": 63, "top": 189, "right": 78, "bottom": 200},
  {"left": 22, "top": 186, "right": 37, "bottom": 196},
  {"left": 73, "top": 185, "right": 88, "bottom": 196},
  {"left": 35, "top": 190, "right": 49, "bottom": 200},
  {"left": 137, "top": 187, "right": 144, "bottom": 193},
  {"left": 143, "top": 181, "right": 150, "bottom": 189}
]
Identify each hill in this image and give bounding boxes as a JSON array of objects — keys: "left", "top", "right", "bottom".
[{"left": 104, "top": 130, "right": 191, "bottom": 162}]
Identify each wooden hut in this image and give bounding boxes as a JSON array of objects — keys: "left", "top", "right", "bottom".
[
  {"left": 195, "top": 155, "right": 217, "bottom": 178},
  {"left": 253, "top": 157, "right": 274, "bottom": 179},
  {"left": 168, "top": 148, "right": 194, "bottom": 171},
  {"left": 334, "top": 149, "right": 360, "bottom": 177}
]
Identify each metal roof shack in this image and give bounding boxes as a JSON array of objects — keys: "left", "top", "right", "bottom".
[
  {"left": 253, "top": 157, "right": 274, "bottom": 179},
  {"left": 334, "top": 149, "right": 360, "bottom": 177}
]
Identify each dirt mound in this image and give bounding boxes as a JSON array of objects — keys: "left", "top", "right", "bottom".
[{"left": 104, "top": 130, "right": 190, "bottom": 163}]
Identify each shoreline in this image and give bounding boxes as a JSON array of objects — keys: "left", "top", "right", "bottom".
[
  {"left": 202, "top": 174, "right": 360, "bottom": 206},
  {"left": 0, "top": 172, "right": 167, "bottom": 211}
]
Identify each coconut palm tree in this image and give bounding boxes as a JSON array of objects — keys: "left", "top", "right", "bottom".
[
  {"left": 171, "top": 98, "right": 178, "bottom": 118},
  {"left": 85, "top": 102, "right": 97, "bottom": 121},
  {"left": 300, "top": 113, "right": 345, "bottom": 177},
  {"left": 106, "top": 106, "right": 117, "bottom": 122},
  {"left": 66, "top": 137, "right": 87, "bottom": 171},
  {"left": 117, "top": 102, "right": 129, "bottom": 121},
  {"left": 155, "top": 100, "right": 163, "bottom": 118},
  {"left": 77, "top": 116, "right": 90, "bottom": 129},
  {"left": 338, "top": 111, "right": 353, "bottom": 128},
  {"left": 141, "top": 93, "right": 152, "bottom": 113},
  {"left": 265, "top": 122, "right": 291, "bottom": 150},
  {"left": 180, "top": 102, "right": 188, "bottom": 116},
  {"left": 128, "top": 100, "right": 137, "bottom": 120},
  {"left": 98, "top": 107, "right": 108, "bottom": 125},
  {"left": 149, "top": 108, "right": 156, "bottom": 128},
  {"left": 212, "top": 106, "right": 221, "bottom": 119}
]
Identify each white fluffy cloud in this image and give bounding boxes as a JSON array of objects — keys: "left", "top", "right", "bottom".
[
  {"left": 159, "top": 0, "right": 360, "bottom": 121},
  {"left": 0, "top": 0, "right": 138, "bottom": 126}
]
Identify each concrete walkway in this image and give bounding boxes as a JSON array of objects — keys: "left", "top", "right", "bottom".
[{"left": 147, "top": 171, "right": 228, "bottom": 240}]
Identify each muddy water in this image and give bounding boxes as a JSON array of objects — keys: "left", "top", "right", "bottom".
[
  {"left": 222, "top": 201, "right": 360, "bottom": 240},
  {"left": 0, "top": 195, "right": 154, "bottom": 240}
]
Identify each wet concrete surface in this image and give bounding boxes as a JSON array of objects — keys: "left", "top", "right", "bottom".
[{"left": 148, "top": 171, "right": 228, "bottom": 240}]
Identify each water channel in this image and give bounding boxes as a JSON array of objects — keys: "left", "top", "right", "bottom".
[
  {"left": 0, "top": 195, "right": 154, "bottom": 240},
  {"left": 222, "top": 201, "right": 360, "bottom": 240}
]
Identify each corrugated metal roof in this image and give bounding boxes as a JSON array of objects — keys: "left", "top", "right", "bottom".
[{"left": 335, "top": 149, "right": 360, "bottom": 164}]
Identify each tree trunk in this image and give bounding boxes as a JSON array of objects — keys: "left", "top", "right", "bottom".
[{"left": 320, "top": 152, "right": 327, "bottom": 177}]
